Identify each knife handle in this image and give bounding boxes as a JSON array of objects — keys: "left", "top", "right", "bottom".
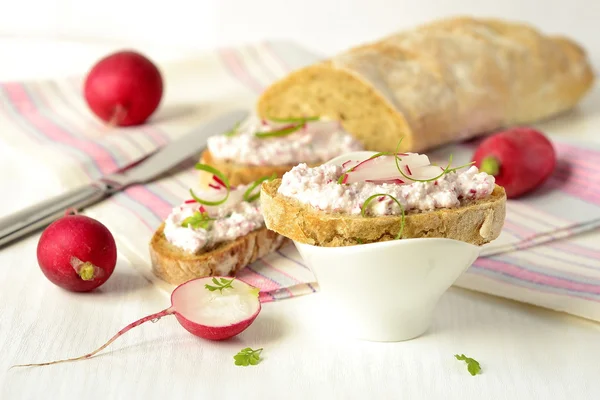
[{"left": 0, "top": 183, "right": 111, "bottom": 249}]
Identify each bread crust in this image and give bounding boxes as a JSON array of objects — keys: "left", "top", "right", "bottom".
[
  {"left": 149, "top": 223, "right": 288, "bottom": 285},
  {"left": 260, "top": 179, "right": 506, "bottom": 247},
  {"left": 257, "top": 16, "right": 594, "bottom": 153},
  {"left": 199, "top": 149, "right": 318, "bottom": 187}
]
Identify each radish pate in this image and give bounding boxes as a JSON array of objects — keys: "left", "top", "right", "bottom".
[
  {"left": 164, "top": 184, "right": 264, "bottom": 253},
  {"left": 277, "top": 159, "right": 495, "bottom": 215},
  {"left": 207, "top": 115, "right": 363, "bottom": 166}
]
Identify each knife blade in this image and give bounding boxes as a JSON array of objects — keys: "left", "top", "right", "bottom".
[{"left": 0, "top": 109, "right": 248, "bottom": 249}]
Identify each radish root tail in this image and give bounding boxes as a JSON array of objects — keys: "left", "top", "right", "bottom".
[{"left": 10, "top": 308, "right": 174, "bottom": 369}]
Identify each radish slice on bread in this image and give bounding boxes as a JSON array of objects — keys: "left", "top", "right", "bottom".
[{"left": 342, "top": 153, "right": 440, "bottom": 184}]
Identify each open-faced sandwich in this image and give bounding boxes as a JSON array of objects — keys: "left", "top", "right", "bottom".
[
  {"left": 150, "top": 164, "right": 287, "bottom": 285},
  {"left": 260, "top": 149, "right": 506, "bottom": 247},
  {"left": 199, "top": 115, "right": 363, "bottom": 186}
]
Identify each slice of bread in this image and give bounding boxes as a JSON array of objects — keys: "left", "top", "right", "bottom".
[
  {"left": 199, "top": 149, "right": 317, "bottom": 187},
  {"left": 150, "top": 223, "right": 288, "bottom": 285},
  {"left": 260, "top": 179, "right": 506, "bottom": 247}
]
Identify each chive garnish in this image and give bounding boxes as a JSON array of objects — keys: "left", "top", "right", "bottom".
[
  {"left": 189, "top": 164, "right": 230, "bottom": 206},
  {"left": 243, "top": 173, "right": 277, "bottom": 203},
  {"left": 255, "top": 123, "right": 304, "bottom": 139},
  {"left": 361, "top": 193, "right": 405, "bottom": 239}
]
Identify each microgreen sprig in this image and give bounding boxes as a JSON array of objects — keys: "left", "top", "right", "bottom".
[
  {"left": 233, "top": 347, "right": 263, "bottom": 367},
  {"left": 361, "top": 193, "right": 405, "bottom": 239},
  {"left": 454, "top": 354, "right": 482, "bottom": 376},
  {"left": 190, "top": 164, "right": 230, "bottom": 206},
  {"left": 243, "top": 173, "right": 277, "bottom": 202},
  {"left": 181, "top": 211, "right": 213, "bottom": 230},
  {"left": 205, "top": 277, "right": 235, "bottom": 293}
]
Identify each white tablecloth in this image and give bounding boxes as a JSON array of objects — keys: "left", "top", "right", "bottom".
[{"left": 1, "top": 38, "right": 599, "bottom": 400}]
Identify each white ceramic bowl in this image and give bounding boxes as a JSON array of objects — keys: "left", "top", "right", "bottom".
[{"left": 292, "top": 151, "right": 481, "bottom": 342}]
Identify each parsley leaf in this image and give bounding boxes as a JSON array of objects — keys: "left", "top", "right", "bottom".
[
  {"left": 454, "top": 354, "right": 482, "bottom": 376},
  {"left": 233, "top": 347, "right": 263, "bottom": 367},
  {"left": 205, "top": 277, "right": 235, "bottom": 293},
  {"left": 181, "top": 211, "right": 213, "bottom": 230}
]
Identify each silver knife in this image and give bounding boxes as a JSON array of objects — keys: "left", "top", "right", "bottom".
[{"left": 0, "top": 109, "right": 248, "bottom": 249}]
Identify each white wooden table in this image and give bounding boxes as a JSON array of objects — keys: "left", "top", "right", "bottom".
[{"left": 1, "top": 37, "right": 599, "bottom": 400}]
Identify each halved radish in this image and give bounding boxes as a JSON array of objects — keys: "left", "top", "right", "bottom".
[{"left": 12, "top": 277, "right": 261, "bottom": 368}]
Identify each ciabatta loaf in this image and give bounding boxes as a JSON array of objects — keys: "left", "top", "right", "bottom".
[
  {"left": 257, "top": 16, "right": 594, "bottom": 153},
  {"left": 260, "top": 179, "right": 506, "bottom": 247},
  {"left": 150, "top": 223, "right": 287, "bottom": 285}
]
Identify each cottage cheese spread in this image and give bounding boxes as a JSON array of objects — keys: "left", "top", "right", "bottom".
[
  {"left": 278, "top": 163, "right": 495, "bottom": 215},
  {"left": 163, "top": 185, "right": 264, "bottom": 253},
  {"left": 207, "top": 115, "right": 363, "bottom": 166}
]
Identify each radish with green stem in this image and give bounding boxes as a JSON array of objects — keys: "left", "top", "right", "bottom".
[{"left": 12, "top": 277, "right": 261, "bottom": 368}]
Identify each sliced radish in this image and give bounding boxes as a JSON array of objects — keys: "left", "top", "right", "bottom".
[
  {"left": 352, "top": 153, "right": 430, "bottom": 172},
  {"left": 212, "top": 174, "right": 227, "bottom": 188},
  {"left": 12, "top": 277, "right": 261, "bottom": 368},
  {"left": 342, "top": 160, "right": 360, "bottom": 170},
  {"left": 338, "top": 151, "right": 454, "bottom": 184},
  {"left": 196, "top": 187, "right": 246, "bottom": 214},
  {"left": 409, "top": 165, "right": 447, "bottom": 181},
  {"left": 365, "top": 178, "right": 405, "bottom": 184},
  {"left": 344, "top": 154, "right": 430, "bottom": 184}
]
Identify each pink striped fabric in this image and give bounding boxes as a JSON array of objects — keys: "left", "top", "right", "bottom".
[{"left": 1, "top": 41, "right": 600, "bottom": 321}]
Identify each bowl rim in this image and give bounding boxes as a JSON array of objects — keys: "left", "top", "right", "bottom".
[{"left": 293, "top": 237, "right": 481, "bottom": 254}]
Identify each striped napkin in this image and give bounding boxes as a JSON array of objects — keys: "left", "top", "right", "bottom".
[{"left": 1, "top": 41, "right": 599, "bottom": 320}]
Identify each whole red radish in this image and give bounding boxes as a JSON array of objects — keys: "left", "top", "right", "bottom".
[
  {"left": 84, "top": 50, "right": 163, "bottom": 126},
  {"left": 37, "top": 215, "right": 117, "bottom": 292},
  {"left": 12, "top": 277, "right": 261, "bottom": 368},
  {"left": 472, "top": 127, "right": 557, "bottom": 198}
]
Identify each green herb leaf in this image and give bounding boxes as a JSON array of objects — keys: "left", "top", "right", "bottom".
[
  {"left": 190, "top": 164, "right": 230, "bottom": 206},
  {"left": 454, "top": 354, "right": 482, "bottom": 376},
  {"left": 205, "top": 277, "right": 235, "bottom": 293},
  {"left": 268, "top": 116, "right": 320, "bottom": 124},
  {"left": 181, "top": 211, "right": 213, "bottom": 230},
  {"left": 250, "top": 287, "right": 260, "bottom": 298},
  {"left": 224, "top": 121, "right": 241, "bottom": 137},
  {"left": 361, "top": 194, "right": 405, "bottom": 239},
  {"left": 243, "top": 173, "right": 277, "bottom": 202},
  {"left": 255, "top": 123, "right": 304, "bottom": 138},
  {"left": 233, "top": 347, "right": 263, "bottom": 367}
]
